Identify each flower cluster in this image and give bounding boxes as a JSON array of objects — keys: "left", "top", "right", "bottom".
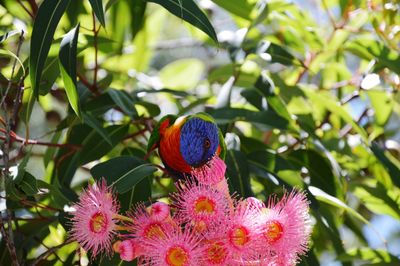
[{"left": 69, "top": 158, "right": 312, "bottom": 265}]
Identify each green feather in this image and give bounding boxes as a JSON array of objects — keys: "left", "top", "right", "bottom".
[
  {"left": 218, "top": 129, "right": 227, "bottom": 159},
  {"left": 189, "top": 112, "right": 216, "bottom": 123},
  {"left": 147, "top": 114, "right": 177, "bottom": 152}
]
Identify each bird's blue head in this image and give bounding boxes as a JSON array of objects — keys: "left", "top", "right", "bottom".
[{"left": 180, "top": 117, "right": 219, "bottom": 167}]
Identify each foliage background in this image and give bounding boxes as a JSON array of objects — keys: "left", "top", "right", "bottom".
[{"left": 1, "top": 0, "right": 400, "bottom": 265}]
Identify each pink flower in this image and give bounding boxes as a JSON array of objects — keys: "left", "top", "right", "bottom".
[
  {"left": 257, "top": 190, "right": 312, "bottom": 264},
  {"left": 172, "top": 180, "right": 230, "bottom": 232},
  {"left": 116, "top": 239, "right": 137, "bottom": 262},
  {"left": 239, "top": 197, "right": 266, "bottom": 211},
  {"left": 200, "top": 228, "right": 233, "bottom": 265},
  {"left": 141, "top": 228, "right": 204, "bottom": 266},
  {"left": 191, "top": 156, "right": 226, "bottom": 185},
  {"left": 127, "top": 203, "right": 176, "bottom": 253},
  {"left": 69, "top": 178, "right": 119, "bottom": 257},
  {"left": 148, "top": 201, "right": 171, "bottom": 222},
  {"left": 225, "top": 199, "right": 264, "bottom": 262}
]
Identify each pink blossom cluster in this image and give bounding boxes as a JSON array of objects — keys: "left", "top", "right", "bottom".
[{"left": 69, "top": 157, "right": 312, "bottom": 265}]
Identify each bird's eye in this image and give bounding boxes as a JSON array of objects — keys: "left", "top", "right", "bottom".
[{"left": 204, "top": 138, "right": 211, "bottom": 149}]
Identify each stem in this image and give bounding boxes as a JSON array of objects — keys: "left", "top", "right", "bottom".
[
  {"left": 123, "top": 128, "right": 148, "bottom": 141},
  {"left": 113, "top": 214, "right": 134, "bottom": 223},
  {"left": 16, "top": 0, "right": 34, "bottom": 19},
  {"left": 0, "top": 30, "right": 25, "bottom": 266},
  {"left": 31, "top": 238, "right": 74, "bottom": 266},
  {"left": 77, "top": 73, "right": 99, "bottom": 96},
  {"left": 0, "top": 215, "right": 19, "bottom": 265},
  {"left": 321, "top": 0, "right": 338, "bottom": 29},
  {"left": 0, "top": 128, "right": 81, "bottom": 150},
  {"left": 92, "top": 12, "right": 99, "bottom": 88},
  {"left": 26, "top": 0, "right": 38, "bottom": 17},
  {"left": 114, "top": 225, "right": 131, "bottom": 231}
]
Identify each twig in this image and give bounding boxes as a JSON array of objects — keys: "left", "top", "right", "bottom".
[
  {"left": 26, "top": 0, "right": 38, "bottom": 17},
  {"left": 92, "top": 12, "right": 99, "bottom": 89},
  {"left": 0, "top": 128, "right": 81, "bottom": 150},
  {"left": 31, "top": 238, "right": 74, "bottom": 266},
  {"left": 339, "top": 108, "right": 369, "bottom": 137},
  {"left": 0, "top": 30, "right": 25, "bottom": 266},
  {"left": 0, "top": 214, "right": 19, "bottom": 265},
  {"left": 321, "top": 0, "right": 338, "bottom": 29},
  {"left": 16, "top": 0, "right": 34, "bottom": 19},
  {"left": 0, "top": 31, "right": 24, "bottom": 108},
  {"left": 77, "top": 73, "right": 99, "bottom": 95},
  {"left": 19, "top": 199, "right": 63, "bottom": 212},
  {"left": 340, "top": 91, "right": 360, "bottom": 105},
  {"left": 295, "top": 52, "right": 314, "bottom": 84},
  {"left": 123, "top": 128, "right": 148, "bottom": 141},
  {"left": 33, "top": 236, "right": 64, "bottom": 263}
]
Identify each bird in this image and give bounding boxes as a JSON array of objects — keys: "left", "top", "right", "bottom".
[{"left": 147, "top": 113, "right": 226, "bottom": 181}]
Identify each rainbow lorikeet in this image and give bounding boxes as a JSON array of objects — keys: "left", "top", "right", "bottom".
[{"left": 148, "top": 113, "right": 226, "bottom": 180}]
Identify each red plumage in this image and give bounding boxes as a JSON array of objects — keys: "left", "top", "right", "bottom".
[{"left": 158, "top": 117, "right": 192, "bottom": 174}]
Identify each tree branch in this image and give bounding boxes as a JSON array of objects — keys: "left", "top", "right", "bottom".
[{"left": 31, "top": 238, "right": 74, "bottom": 266}]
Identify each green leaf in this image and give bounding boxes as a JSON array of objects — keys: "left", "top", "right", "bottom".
[
  {"left": 44, "top": 131, "right": 62, "bottom": 167},
  {"left": 159, "top": 58, "right": 205, "bottom": 90},
  {"left": 14, "top": 151, "right": 31, "bottom": 184},
  {"left": 303, "top": 88, "right": 368, "bottom": 141},
  {"left": 211, "top": 0, "right": 253, "bottom": 20},
  {"left": 82, "top": 113, "right": 112, "bottom": 145},
  {"left": 240, "top": 88, "right": 264, "bottom": 110},
  {"left": 89, "top": 0, "right": 106, "bottom": 27},
  {"left": 136, "top": 101, "right": 161, "bottom": 117},
  {"left": 83, "top": 93, "right": 115, "bottom": 116},
  {"left": 112, "top": 163, "right": 156, "bottom": 194},
  {"left": 338, "top": 248, "right": 400, "bottom": 264},
  {"left": 107, "top": 89, "right": 138, "bottom": 118},
  {"left": 40, "top": 57, "right": 60, "bottom": 95},
  {"left": 251, "top": 41, "right": 303, "bottom": 66},
  {"left": 353, "top": 183, "right": 400, "bottom": 219},
  {"left": 5, "top": 178, "right": 24, "bottom": 201},
  {"left": 247, "top": 150, "right": 276, "bottom": 173},
  {"left": 208, "top": 107, "right": 288, "bottom": 130},
  {"left": 367, "top": 90, "right": 394, "bottom": 126},
  {"left": 20, "top": 88, "right": 35, "bottom": 124},
  {"left": 59, "top": 23, "right": 81, "bottom": 118},
  {"left": 0, "top": 49, "right": 25, "bottom": 77},
  {"left": 287, "top": 149, "right": 337, "bottom": 196},
  {"left": 105, "top": 0, "right": 119, "bottom": 10},
  {"left": 147, "top": 0, "right": 218, "bottom": 43},
  {"left": 30, "top": 0, "right": 71, "bottom": 98},
  {"left": 129, "top": 0, "right": 147, "bottom": 39},
  {"left": 345, "top": 37, "right": 400, "bottom": 74},
  {"left": 371, "top": 142, "right": 400, "bottom": 187},
  {"left": 226, "top": 150, "right": 252, "bottom": 197},
  {"left": 254, "top": 73, "right": 293, "bottom": 122},
  {"left": 215, "top": 76, "right": 236, "bottom": 108},
  {"left": 309, "top": 186, "right": 369, "bottom": 224},
  {"left": 209, "top": 63, "right": 259, "bottom": 88},
  {"left": 18, "top": 172, "right": 38, "bottom": 196},
  {"left": 132, "top": 176, "right": 152, "bottom": 203},
  {"left": 78, "top": 124, "right": 129, "bottom": 165},
  {"left": 95, "top": 157, "right": 152, "bottom": 213},
  {"left": 121, "top": 147, "right": 146, "bottom": 158},
  {"left": 91, "top": 156, "right": 157, "bottom": 194},
  {"left": 54, "top": 124, "right": 129, "bottom": 186}
]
